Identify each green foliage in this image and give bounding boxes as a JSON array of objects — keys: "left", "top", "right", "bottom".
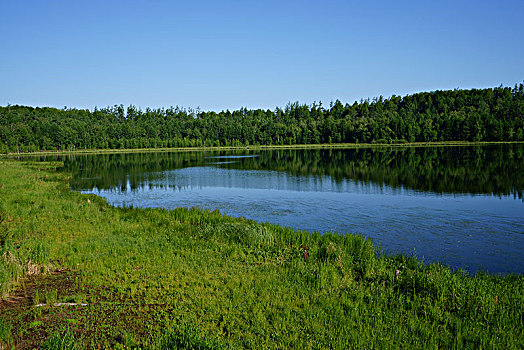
[
  {"left": 29, "top": 320, "right": 44, "bottom": 328},
  {"left": 155, "top": 323, "right": 227, "bottom": 350},
  {"left": 29, "top": 240, "right": 51, "bottom": 265},
  {"left": 0, "top": 317, "right": 12, "bottom": 345},
  {"left": 202, "top": 222, "right": 274, "bottom": 247},
  {"left": 43, "top": 330, "right": 78, "bottom": 350},
  {"left": 0, "top": 246, "right": 23, "bottom": 297},
  {"left": 1, "top": 84, "right": 523, "bottom": 153}
]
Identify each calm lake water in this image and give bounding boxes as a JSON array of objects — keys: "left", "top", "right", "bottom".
[{"left": 53, "top": 145, "right": 523, "bottom": 274}]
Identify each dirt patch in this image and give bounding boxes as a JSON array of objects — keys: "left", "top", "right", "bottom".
[
  {"left": 0, "top": 269, "right": 83, "bottom": 349},
  {"left": 0, "top": 270, "right": 177, "bottom": 349}
]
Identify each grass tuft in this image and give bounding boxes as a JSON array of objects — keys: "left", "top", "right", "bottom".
[{"left": 43, "top": 330, "right": 78, "bottom": 350}]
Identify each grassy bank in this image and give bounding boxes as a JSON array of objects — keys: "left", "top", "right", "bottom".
[
  {"left": 0, "top": 159, "right": 523, "bottom": 349},
  {"left": 4, "top": 140, "right": 524, "bottom": 157}
]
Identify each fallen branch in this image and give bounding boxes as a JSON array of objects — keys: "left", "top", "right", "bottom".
[{"left": 34, "top": 302, "right": 88, "bottom": 307}]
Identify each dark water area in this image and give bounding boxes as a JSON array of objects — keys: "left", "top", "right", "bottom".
[{"left": 33, "top": 144, "right": 524, "bottom": 274}]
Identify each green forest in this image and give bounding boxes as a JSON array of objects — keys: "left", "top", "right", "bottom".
[{"left": 1, "top": 84, "right": 523, "bottom": 153}]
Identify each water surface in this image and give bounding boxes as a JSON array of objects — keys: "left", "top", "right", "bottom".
[{"left": 54, "top": 145, "right": 524, "bottom": 274}]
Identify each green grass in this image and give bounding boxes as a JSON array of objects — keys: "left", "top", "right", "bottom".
[
  {"left": 0, "top": 159, "right": 523, "bottom": 349},
  {"left": 4, "top": 140, "right": 524, "bottom": 157}
]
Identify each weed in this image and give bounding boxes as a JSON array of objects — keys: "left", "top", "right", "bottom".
[
  {"left": 45, "top": 289, "right": 58, "bottom": 304},
  {"left": 155, "top": 323, "right": 227, "bottom": 350},
  {"left": 0, "top": 317, "right": 12, "bottom": 345},
  {"left": 29, "top": 320, "right": 43, "bottom": 328},
  {"left": 43, "top": 330, "right": 78, "bottom": 350}
]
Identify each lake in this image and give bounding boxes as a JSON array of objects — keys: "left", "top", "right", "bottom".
[{"left": 52, "top": 144, "right": 523, "bottom": 274}]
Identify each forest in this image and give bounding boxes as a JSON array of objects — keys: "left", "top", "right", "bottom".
[{"left": 1, "top": 84, "right": 523, "bottom": 153}]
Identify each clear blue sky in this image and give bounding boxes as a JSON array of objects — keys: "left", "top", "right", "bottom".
[{"left": 1, "top": 0, "right": 523, "bottom": 111}]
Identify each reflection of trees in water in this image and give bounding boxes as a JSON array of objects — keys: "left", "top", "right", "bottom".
[{"left": 57, "top": 145, "right": 523, "bottom": 199}]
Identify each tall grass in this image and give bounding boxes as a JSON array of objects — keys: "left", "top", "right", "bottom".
[
  {"left": 43, "top": 331, "right": 78, "bottom": 350},
  {"left": 0, "top": 159, "right": 522, "bottom": 348}
]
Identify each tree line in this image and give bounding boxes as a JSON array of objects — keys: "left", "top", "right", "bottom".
[{"left": 1, "top": 84, "right": 523, "bottom": 153}]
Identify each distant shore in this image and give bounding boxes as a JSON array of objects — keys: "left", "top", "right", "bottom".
[{"left": 3, "top": 140, "right": 523, "bottom": 157}]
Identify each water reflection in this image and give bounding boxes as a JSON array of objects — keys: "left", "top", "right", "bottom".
[
  {"left": 53, "top": 144, "right": 523, "bottom": 199},
  {"left": 28, "top": 145, "right": 524, "bottom": 274}
]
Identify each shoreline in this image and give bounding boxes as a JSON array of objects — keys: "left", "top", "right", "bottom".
[
  {"left": 0, "top": 158, "right": 522, "bottom": 348},
  {"left": 3, "top": 140, "right": 523, "bottom": 157}
]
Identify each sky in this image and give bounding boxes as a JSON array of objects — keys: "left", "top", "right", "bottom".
[{"left": 1, "top": 0, "right": 523, "bottom": 112}]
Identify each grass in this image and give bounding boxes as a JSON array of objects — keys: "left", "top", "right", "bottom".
[
  {"left": 4, "top": 140, "right": 524, "bottom": 157},
  {"left": 0, "top": 158, "right": 523, "bottom": 348}
]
